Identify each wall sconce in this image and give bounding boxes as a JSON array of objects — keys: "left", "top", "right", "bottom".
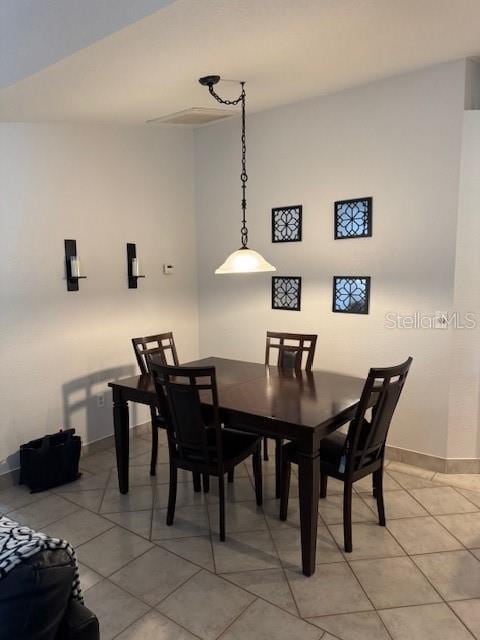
[
  {"left": 64, "top": 239, "right": 87, "bottom": 291},
  {"left": 127, "top": 243, "right": 145, "bottom": 288}
]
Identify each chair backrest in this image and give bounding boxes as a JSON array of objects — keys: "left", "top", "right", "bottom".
[
  {"left": 265, "top": 331, "right": 317, "bottom": 371},
  {"left": 132, "top": 332, "right": 179, "bottom": 374},
  {"left": 150, "top": 362, "right": 222, "bottom": 469},
  {"left": 346, "top": 357, "right": 413, "bottom": 474}
]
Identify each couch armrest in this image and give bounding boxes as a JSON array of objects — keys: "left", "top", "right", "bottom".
[{"left": 56, "top": 599, "right": 99, "bottom": 640}]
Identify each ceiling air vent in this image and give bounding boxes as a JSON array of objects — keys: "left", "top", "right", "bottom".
[{"left": 146, "top": 107, "right": 236, "bottom": 126}]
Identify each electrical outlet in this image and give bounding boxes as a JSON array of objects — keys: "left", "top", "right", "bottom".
[
  {"left": 96, "top": 394, "right": 105, "bottom": 408},
  {"left": 163, "top": 264, "right": 174, "bottom": 275}
]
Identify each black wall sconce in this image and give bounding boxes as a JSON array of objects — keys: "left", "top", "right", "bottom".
[
  {"left": 64, "top": 239, "right": 87, "bottom": 291},
  {"left": 127, "top": 243, "right": 145, "bottom": 288}
]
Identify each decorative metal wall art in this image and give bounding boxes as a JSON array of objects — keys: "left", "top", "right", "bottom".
[
  {"left": 272, "top": 205, "right": 302, "bottom": 243},
  {"left": 272, "top": 276, "right": 302, "bottom": 311},
  {"left": 334, "top": 197, "right": 372, "bottom": 239},
  {"left": 333, "top": 276, "right": 370, "bottom": 314}
]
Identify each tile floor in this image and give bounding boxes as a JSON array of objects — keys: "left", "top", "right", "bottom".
[{"left": 2, "top": 428, "right": 480, "bottom": 639}]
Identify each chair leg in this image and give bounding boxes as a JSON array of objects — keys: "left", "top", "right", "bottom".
[
  {"left": 150, "top": 424, "right": 158, "bottom": 476},
  {"left": 252, "top": 445, "right": 263, "bottom": 506},
  {"left": 343, "top": 481, "right": 353, "bottom": 553},
  {"left": 166, "top": 464, "right": 177, "bottom": 526},
  {"left": 202, "top": 474, "right": 210, "bottom": 493},
  {"left": 372, "top": 473, "right": 377, "bottom": 499},
  {"left": 275, "top": 439, "right": 283, "bottom": 499},
  {"left": 218, "top": 474, "right": 226, "bottom": 542},
  {"left": 227, "top": 469, "right": 234, "bottom": 483},
  {"left": 320, "top": 473, "right": 328, "bottom": 499},
  {"left": 374, "top": 469, "right": 386, "bottom": 526},
  {"left": 193, "top": 472, "right": 202, "bottom": 492},
  {"left": 279, "top": 459, "right": 292, "bottom": 521},
  {"left": 263, "top": 437, "right": 269, "bottom": 461}
]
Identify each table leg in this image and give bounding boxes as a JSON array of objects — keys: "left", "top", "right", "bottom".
[
  {"left": 113, "top": 388, "right": 129, "bottom": 494},
  {"left": 297, "top": 448, "right": 320, "bottom": 576}
]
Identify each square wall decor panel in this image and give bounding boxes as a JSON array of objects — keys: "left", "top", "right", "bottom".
[
  {"left": 272, "top": 205, "right": 302, "bottom": 242},
  {"left": 333, "top": 276, "right": 370, "bottom": 314},
  {"left": 272, "top": 276, "right": 302, "bottom": 311},
  {"left": 335, "top": 197, "right": 372, "bottom": 239}
]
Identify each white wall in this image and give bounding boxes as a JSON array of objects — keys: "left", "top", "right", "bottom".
[
  {"left": 0, "top": 124, "right": 199, "bottom": 475},
  {"left": 447, "top": 111, "right": 480, "bottom": 459},
  {"left": 195, "top": 61, "right": 467, "bottom": 459}
]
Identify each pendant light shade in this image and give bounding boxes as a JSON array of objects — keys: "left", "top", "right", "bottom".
[
  {"left": 199, "top": 74, "right": 276, "bottom": 275},
  {"left": 215, "top": 247, "right": 276, "bottom": 274}
]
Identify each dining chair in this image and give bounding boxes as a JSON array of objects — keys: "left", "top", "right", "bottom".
[
  {"left": 264, "top": 331, "right": 318, "bottom": 497},
  {"left": 131, "top": 332, "right": 179, "bottom": 476},
  {"left": 150, "top": 362, "right": 263, "bottom": 541},
  {"left": 279, "top": 357, "right": 412, "bottom": 552}
]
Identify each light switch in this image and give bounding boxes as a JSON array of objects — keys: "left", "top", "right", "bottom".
[{"left": 163, "top": 264, "right": 174, "bottom": 275}]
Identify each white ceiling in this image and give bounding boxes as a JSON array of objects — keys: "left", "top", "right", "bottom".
[{"left": 1, "top": 0, "right": 480, "bottom": 124}]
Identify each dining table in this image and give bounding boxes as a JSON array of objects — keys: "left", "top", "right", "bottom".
[{"left": 108, "top": 356, "right": 365, "bottom": 576}]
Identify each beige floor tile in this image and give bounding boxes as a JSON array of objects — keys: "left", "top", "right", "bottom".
[
  {"left": 43, "top": 508, "right": 114, "bottom": 546},
  {"left": 151, "top": 504, "right": 210, "bottom": 540},
  {"left": 158, "top": 536, "right": 215, "bottom": 571},
  {"left": 208, "top": 501, "right": 268, "bottom": 534},
  {"left": 437, "top": 512, "right": 480, "bottom": 548},
  {"left": 413, "top": 550, "right": 480, "bottom": 600},
  {"left": 110, "top": 546, "right": 200, "bottom": 605},
  {"left": 387, "top": 516, "right": 463, "bottom": 554},
  {"left": 60, "top": 489, "right": 105, "bottom": 512},
  {"left": 379, "top": 603, "right": 474, "bottom": 640},
  {"left": 0, "top": 484, "right": 49, "bottom": 513},
  {"left": 388, "top": 470, "right": 442, "bottom": 490},
  {"left": 457, "top": 489, "right": 480, "bottom": 509},
  {"left": 450, "top": 599, "right": 480, "bottom": 639},
  {"left": 77, "top": 526, "right": 153, "bottom": 576},
  {"left": 329, "top": 522, "right": 404, "bottom": 560},
  {"left": 220, "top": 599, "right": 322, "bottom": 640},
  {"left": 225, "top": 568, "right": 298, "bottom": 615},
  {"left": 409, "top": 486, "right": 478, "bottom": 515},
  {"left": 263, "top": 498, "right": 301, "bottom": 530},
  {"left": 318, "top": 494, "right": 377, "bottom": 525},
  {"left": 309, "top": 611, "right": 391, "bottom": 640},
  {"left": 104, "top": 510, "right": 152, "bottom": 538},
  {"left": 80, "top": 451, "right": 117, "bottom": 474},
  {"left": 55, "top": 471, "right": 111, "bottom": 493},
  {"left": 206, "top": 477, "right": 257, "bottom": 504},
  {"left": 361, "top": 489, "right": 428, "bottom": 519},
  {"left": 78, "top": 562, "right": 103, "bottom": 592},
  {"left": 130, "top": 447, "right": 170, "bottom": 466},
  {"left": 212, "top": 530, "right": 280, "bottom": 573},
  {"left": 286, "top": 563, "right": 372, "bottom": 618},
  {"left": 387, "top": 462, "right": 435, "bottom": 479},
  {"left": 350, "top": 556, "right": 441, "bottom": 609},
  {"left": 100, "top": 486, "right": 155, "bottom": 513},
  {"left": 8, "top": 494, "right": 81, "bottom": 529},
  {"left": 433, "top": 474, "right": 480, "bottom": 493},
  {"left": 354, "top": 473, "right": 401, "bottom": 493},
  {"left": 83, "top": 579, "right": 149, "bottom": 640},
  {"left": 155, "top": 481, "right": 208, "bottom": 509},
  {"left": 115, "top": 610, "right": 199, "bottom": 639},
  {"left": 271, "top": 525, "right": 344, "bottom": 569},
  {"left": 107, "top": 464, "right": 190, "bottom": 488},
  {"left": 262, "top": 474, "right": 299, "bottom": 501},
  {"left": 157, "top": 570, "right": 254, "bottom": 640}
]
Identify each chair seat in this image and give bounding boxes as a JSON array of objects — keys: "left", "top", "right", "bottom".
[
  {"left": 284, "top": 431, "right": 347, "bottom": 467},
  {"left": 175, "top": 428, "right": 260, "bottom": 470}
]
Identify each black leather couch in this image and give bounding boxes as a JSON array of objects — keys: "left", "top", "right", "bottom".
[{"left": 0, "top": 548, "right": 99, "bottom": 640}]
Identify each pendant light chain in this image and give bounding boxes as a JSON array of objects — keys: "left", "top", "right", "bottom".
[{"left": 207, "top": 82, "right": 248, "bottom": 248}]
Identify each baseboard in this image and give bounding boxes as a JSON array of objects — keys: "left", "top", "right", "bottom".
[
  {"left": 0, "top": 422, "right": 151, "bottom": 492},
  {"left": 386, "top": 445, "right": 480, "bottom": 474}
]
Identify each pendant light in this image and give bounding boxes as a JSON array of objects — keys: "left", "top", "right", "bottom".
[{"left": 199, "top": 75, "right": 276, "bottom": 274}]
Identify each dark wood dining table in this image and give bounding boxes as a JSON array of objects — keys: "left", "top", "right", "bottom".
[{"left": 108, "top": 356, "right": 365, "bottom": 576}]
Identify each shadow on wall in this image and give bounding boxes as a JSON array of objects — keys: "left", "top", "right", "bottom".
[{"left": 62, "top": 364, "right": 136, "bottom": 447}]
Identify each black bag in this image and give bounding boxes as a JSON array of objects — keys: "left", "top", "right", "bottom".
[{"left": 19, "top": 429, "right": 81, "bottom": 493}]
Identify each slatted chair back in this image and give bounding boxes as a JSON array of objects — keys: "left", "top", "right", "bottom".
[
  {"left": 150, "top": 363, "right": 222, "bottom": 470},
  {"left": 346, "top": 357, "right": 413, "bottom": 475},
  {"left": 265, "top": 331, "right": 317, "bottom": 371},
  {"left": 132, "top": 332, "right": 179, "bottom": 374}
]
